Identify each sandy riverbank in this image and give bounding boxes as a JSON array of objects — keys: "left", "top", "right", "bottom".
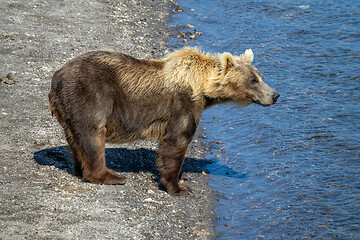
[{"left": 0, "top": 0, "right": 216, "bottom": 239}]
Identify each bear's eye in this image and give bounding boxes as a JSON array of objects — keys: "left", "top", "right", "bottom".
[{"left": 251, "top": 78, "right": 259, "bottom": 84}]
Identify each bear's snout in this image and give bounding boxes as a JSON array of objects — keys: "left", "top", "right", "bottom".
[
  {"left": 272, "top": 92, "right": 280, "bottom": 103},
  {"left": 252, "top": 82, "right": 279, "bottom": 107}
]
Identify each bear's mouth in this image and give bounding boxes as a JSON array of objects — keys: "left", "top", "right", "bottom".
[{"left": 251, "top": 99, "right": 271, "bottom": 107}]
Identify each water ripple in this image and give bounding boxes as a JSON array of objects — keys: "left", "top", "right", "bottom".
[{"left": 174, "top": 0, "right": 360, "bottom": 238}]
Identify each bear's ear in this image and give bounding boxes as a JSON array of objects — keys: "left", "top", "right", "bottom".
[
  {"left": 220, "top": 52, "right": 235, "bottom": 73},
  {"left": 238, "top": 49, "right": 254, "bottom": 64}
]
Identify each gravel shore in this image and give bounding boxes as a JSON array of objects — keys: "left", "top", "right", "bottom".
[{"left": 0, "top": 0, "right": 216, "bottom": 239}]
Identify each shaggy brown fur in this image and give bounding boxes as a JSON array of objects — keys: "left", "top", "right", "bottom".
[{"left": 49, "top": 48, "right": 279, "bottom": 196}]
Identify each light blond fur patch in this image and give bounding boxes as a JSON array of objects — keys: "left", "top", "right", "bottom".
[
  {"left": 163, "top": 48, "right": 217, "bottom": 99},
  {"left": 96, "top": 48, "right": 255, "bottom": 100}
]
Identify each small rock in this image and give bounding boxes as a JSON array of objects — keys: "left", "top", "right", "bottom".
[
  {"left": 180, "top": 173, "right": 191, "bottom": 181},
  {"left": 1, "top": 73, "right": 15, "bottom": 85},
  {"left": 170, "top": 0, "right": 180, "bottom": 8}
]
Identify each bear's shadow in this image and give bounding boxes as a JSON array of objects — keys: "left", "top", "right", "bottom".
[{"left": 34, "top": 146, "right": 208, "bottom": 179}]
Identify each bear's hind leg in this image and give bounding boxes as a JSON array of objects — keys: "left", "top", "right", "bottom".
[
  {"left": 72, "top": 127, "right": 126, "bottom": 185},
  {"left": 69, "top": 143, "right": 83, "bottom": 177},
  {"left": 64, "top": 130, "right": 83, "bottom": 177}
]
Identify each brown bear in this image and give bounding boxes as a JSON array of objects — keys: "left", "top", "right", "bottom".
[{"left": 49, "top": 48, "right": 279, "bottom": 196}]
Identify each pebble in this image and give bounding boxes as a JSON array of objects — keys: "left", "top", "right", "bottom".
[{"left": 0, "top": 73, "right": 15, "bottom": 85}]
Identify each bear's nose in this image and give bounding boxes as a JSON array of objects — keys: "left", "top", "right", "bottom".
[{"left": 272, "top": 92, "right": 280, "bottom": 103}]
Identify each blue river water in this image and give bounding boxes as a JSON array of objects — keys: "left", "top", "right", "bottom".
[{"left": 171, "top": 0, "right": 360, "bottom": 239}]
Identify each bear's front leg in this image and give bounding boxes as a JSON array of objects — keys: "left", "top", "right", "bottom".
[
  {"left": 157, "top": 111, "right": 199, "bottom": 196},
  {"left": 156, "top": 93, "right": 204, "bottom": 196},
  {"left": 157, "top": 137, "right": 191, "bottom": 196}
]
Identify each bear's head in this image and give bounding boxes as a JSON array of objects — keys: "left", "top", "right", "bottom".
[{"left": 206, "top": 49, "right": 279, "bottom": 107}]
